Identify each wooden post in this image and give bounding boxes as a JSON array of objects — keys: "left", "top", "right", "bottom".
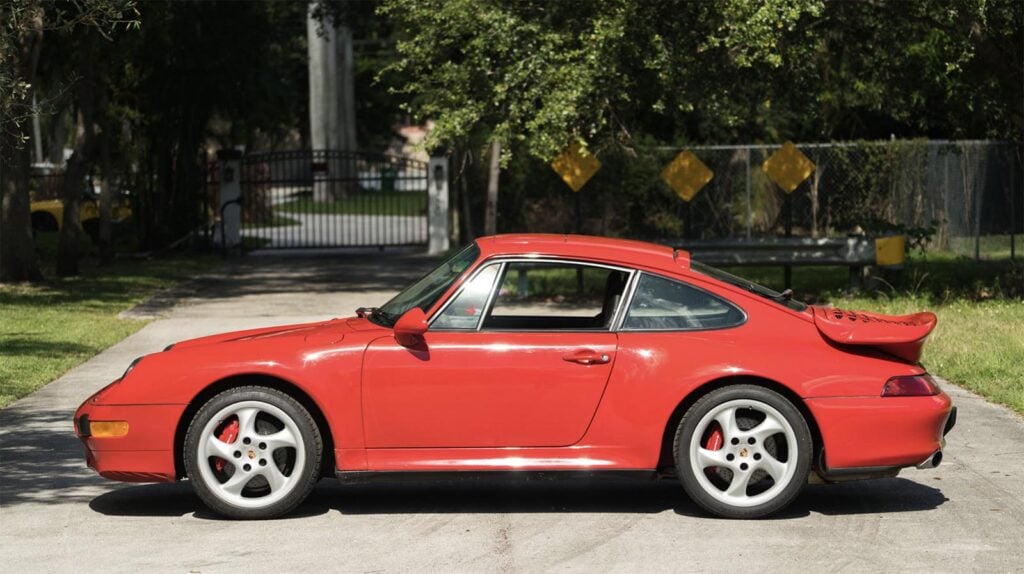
[{"left": 783, "top": 192, "right": 792, "bottom": 290}]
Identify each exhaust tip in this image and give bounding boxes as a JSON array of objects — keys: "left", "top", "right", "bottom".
[{"left": 916, "top": 450, "right": 943, "bottom": 469}]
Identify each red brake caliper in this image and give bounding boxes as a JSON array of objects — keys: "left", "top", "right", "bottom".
[
  {"left": 213, "top": 418, "right": 239, "bottom": 472},
  {"left": 703, "top": 421, "right": 724, "bottom": 478}
]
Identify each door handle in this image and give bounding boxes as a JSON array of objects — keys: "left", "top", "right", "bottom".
[{"left": 562, "top": 349, "right": 611, "bottom": 365}]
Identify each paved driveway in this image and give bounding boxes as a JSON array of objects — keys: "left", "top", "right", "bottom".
[
  {"left": 2, "top": 252, "right": 1023, "bottom": 573},
  {"left": 242, "top": 213, "right": 427, "bottom": 248}
]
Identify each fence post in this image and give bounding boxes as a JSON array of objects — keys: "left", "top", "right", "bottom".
[
  {"left": 217, "top": 149, "right": 243, "bottom": 253},
  {"left": 428, "top": 155, "right": 450, "bottom": 255},
  {"left": 745, "top": 147, "right": 752, "bottom": 239}
]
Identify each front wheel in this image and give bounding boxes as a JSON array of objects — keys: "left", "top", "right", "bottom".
[
  {"left": 674, "top": 385, "right": 811, "bottom": 519},
  {"left": 183, "top": 386, "right": 322, "bottom": 519}
]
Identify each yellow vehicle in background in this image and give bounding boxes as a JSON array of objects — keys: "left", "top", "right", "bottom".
[{"left": 29, "top": 173, "right": 132, "bottom": 242}]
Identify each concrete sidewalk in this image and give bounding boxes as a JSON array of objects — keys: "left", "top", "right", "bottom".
[{"left": 2, "top": 252, "right": 1024, "bottom": 573}]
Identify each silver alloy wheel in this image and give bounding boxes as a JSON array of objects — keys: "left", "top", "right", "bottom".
[
  {"left": 688, "top": 398, "right": 798, "bottom": 508},
  {"left": 195, "top": 400, "right": 306, "bottom": 510}
]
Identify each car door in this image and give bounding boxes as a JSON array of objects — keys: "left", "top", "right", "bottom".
[{"left": 360, "top": 259, "right": 631, "bottom": 448}]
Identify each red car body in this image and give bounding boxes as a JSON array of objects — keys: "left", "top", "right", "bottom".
[{"left": 75, "top": 234, "right": 955, "bottom": 517}]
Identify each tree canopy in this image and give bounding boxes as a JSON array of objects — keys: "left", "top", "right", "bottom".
[{"left": 383, "top": 0, "right": 1022, "bottom": 159}]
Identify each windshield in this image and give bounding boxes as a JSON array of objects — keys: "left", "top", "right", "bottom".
[
  {"left": 690, "top": 260, "right": 808, "bottom": 312},
  {"left": 372, "top": 243, "right": 481, "bottom": 326}
]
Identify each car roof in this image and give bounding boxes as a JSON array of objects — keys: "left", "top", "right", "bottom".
[{"left": 475, "top": 234, "right": 690, "bottom": 273}]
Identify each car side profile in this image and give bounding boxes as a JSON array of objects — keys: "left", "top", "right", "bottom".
[{"left": 74, "top": 234, "right": 955, "bottom": 519}]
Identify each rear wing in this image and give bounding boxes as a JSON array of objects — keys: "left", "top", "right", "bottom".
[{"left": 812, "top": 306, "right": 937, "bottom": 363}]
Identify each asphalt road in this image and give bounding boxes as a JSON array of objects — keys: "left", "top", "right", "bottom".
[{"left": 2, "top": 252, "right": 1023, "bottom": 573}]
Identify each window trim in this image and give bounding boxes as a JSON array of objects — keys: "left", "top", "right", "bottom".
[
  {"left": 428, "top": 261, "right": 505, "bottom": 331},
  {"left": 615, "top": 271, "right": 748, "bottom": 333},
  {"left": 428, "top": 257, "right": 636, "bottom": 333}
]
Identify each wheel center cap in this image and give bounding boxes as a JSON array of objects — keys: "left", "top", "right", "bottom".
[
  {"left": 247, "top": 450, "right": 257, "bottom": 460},
  {"left": 739, "top": 448, "right": 749, "bottom": 458}
]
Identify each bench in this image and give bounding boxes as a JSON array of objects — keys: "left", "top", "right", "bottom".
[{"left": 670, "top": 237, "right": 878, "bottom": 290}]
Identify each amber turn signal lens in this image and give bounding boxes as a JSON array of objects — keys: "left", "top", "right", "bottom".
[{"left": 89, "top": 421, "right": 129, "bottom": 437}]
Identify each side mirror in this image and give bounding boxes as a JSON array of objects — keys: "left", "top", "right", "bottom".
[{"left": 394, "top": 307, "right": 428, "bottom": 347}]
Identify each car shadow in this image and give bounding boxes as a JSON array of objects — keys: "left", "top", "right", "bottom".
[{"left": 88, "top": 475, "right": 947, "bottom": 520}]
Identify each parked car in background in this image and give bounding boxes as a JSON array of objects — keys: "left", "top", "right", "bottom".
[
  {"left": 74, "top": 234, "right": 955, "bottom": 519},
  {"left": 29, "top": 170, "right": 132, "bottom": 242}
]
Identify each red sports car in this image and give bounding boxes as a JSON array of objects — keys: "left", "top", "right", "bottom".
[{"left": 74, "top": 234, "right": 955, "bottom": 519}]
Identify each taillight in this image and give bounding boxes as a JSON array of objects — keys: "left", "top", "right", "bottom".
[{"left": 881, "top": 374, "right": 940, "bottom": 397}]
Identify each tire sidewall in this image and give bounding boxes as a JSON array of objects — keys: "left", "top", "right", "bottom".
[
  {"left": 675, "top": 385, "right": 811, "bottom": 519},
  {"left": 183, "top": 386, "right": 322, "bottom": 519}
]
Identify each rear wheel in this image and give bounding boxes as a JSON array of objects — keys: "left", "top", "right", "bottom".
[
  {"left": 674, "top": 385, "right": 811, "bottom": 519},
  {"left": 183, "top": 386, "right": 322, "bottom": 519}
]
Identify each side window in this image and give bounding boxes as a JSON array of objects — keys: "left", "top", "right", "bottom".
[
  {"left": 623, "top": 273, "right": 745, "bottom": 330},
  {"left": 481, "top": 262, "right": 629, "bottom": 331},
  {"left": 432, "top": 264, "right": 500, "bottom": 329}
]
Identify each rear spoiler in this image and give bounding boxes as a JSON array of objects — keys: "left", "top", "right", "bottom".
[{"left": 811, "top": 306, "right": 937, "bottom": 363}]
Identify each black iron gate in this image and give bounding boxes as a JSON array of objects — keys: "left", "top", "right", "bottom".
[{"left": 238, "top": 150, "right": 429, "bottom": 249}]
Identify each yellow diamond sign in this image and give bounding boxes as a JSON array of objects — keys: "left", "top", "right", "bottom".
[
  {"left": 551, "top": 142, "right": 601, "bottom": 192},
  {"left": 763, "top": 141, "right": 815, "bottom": 193},
  {"left": 661, "top": 150, "right": 713, "bottom": 202}
]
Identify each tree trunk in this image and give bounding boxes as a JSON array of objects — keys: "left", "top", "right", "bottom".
[
  {"left": 58, "top": 34, "right": 99, "bottom": 277},
  {"left": 56, "top": 147, "right": 88, "bottom": 277},
  {"left": 46, "top": 108, "right": 68, "bottom": 165},
  {"left": 810, "top": 165, "right": 823, "bottom": 238},
  {"left": 0, "top": 5, "right": 44, "bottom": 283},
  {"left": 1, "top": 142, "right": 44, "bottom": 282},
  {"left": 98, "top": 130, "right": 113, "bottom": 265},
  {"left": 484, "top": 140, "right": 500, "bottom": 236},
  {"left": 458, "top": 150, "right": 474, "bottom": 241}
]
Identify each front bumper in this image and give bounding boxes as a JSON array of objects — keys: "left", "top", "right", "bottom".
[
  {"left": 74, "top": 402, "right": 184, "bottom": 483},
  {"left": 806, "top": 392, "right": 954, "bottom": 471}
]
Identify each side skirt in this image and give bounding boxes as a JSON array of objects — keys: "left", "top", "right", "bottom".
[{"left": 335, "top": 469, "right": 661, "bottom": 485}]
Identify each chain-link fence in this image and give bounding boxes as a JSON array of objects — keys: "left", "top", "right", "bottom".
[{"left": 565, "top": 140, "right": 1022, "bottom": 260}]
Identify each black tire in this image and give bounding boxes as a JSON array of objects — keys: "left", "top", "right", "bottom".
[
  {"left": 674, "top": 385, "right": 811, "bottom": 519},
  {"left": 31, "top": 212, "right": 59, "bottom": 233},
  {"left": 82, "top": 219, "right": 100, "bottom": 244},
  {"left": 183, "top": 386, "right": 323, "bottom": 519}
]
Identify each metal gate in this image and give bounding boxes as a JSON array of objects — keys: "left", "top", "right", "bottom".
[{"left": 238, "top": 150, "right": 429, "bottom": 249}]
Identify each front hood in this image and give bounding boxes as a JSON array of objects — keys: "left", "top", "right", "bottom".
[
  {"left": 811, "top": 306, "right": 937, "bottom": 363},
  {"left": 169, "top": 319, "right": 354, "bottom": 350}
]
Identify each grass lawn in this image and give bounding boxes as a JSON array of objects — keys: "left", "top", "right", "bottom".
[
  {"left": 277, "top": 191, "right": 426, "bottom": 216},
  {"left": 723, "top": 252, "right": 1024, "bottom": 414},
  {"left": 0, "top": 255, "right": 217, "bottom": 408}
]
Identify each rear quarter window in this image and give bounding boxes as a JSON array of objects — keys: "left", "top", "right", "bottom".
[{"left": 622, "top": 273, "right": 745, "bottom": 331}]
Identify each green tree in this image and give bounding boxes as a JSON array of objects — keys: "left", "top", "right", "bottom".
[
  {"left": 0, "top": 0, "right": 136, "bottom": 282},
  {"left": 381, "top": 0, "right": 823, "bottom": 160},
  {"left": 382, "top": 0, "right": 1021, "bottom": 236}
]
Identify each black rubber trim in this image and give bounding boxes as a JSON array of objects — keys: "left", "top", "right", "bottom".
[
  {"left": 944, "top": 406, "right": 957, "bottom": 436},
  {"left": 77, "top": 414, "right": 91, "bottom": 437},
  {"left": 335, "top": 469, "right": 658, "bottom": 485},
  {"left": 819, "top": 465, "right": 901, "bottom": 482}
]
